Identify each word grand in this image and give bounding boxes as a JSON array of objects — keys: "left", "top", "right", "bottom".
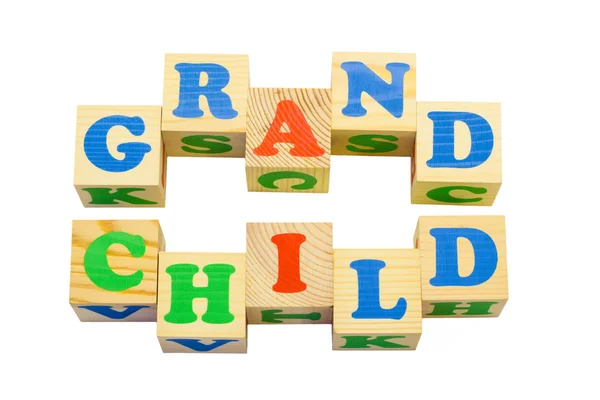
[{"left": 73, "top": 52, "right": 502, "bottom": 205}]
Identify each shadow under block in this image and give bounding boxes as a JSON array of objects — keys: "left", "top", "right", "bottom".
[
  {"left": 246, "top": 223, "right": 333, "bottom": 324},
  {"left": 69, "top": 220, "right": 165, "bottom": 322},
  {"left": 245, "top": 88, "right": 331, "bottom": 193},
  {"left": 414, "top": 216, "right": 508, "bottom": 317},
  {"left": 333, "top": 249, "right": 422, "bottom": 350},
  {"left": 411, "top": 102, "right": 502, "bottom": 206},
  {"left": 73, "top": 106, "right": 167, "bottom": 207},
  {"left": 331, "top": 52, "right": 416, "bottom": 156},
  {"left": 157, "top": 252, "right": 247, "bottom": 353},
  {"left": 162, "top": 54, "right": 249, "bottom": 158}
]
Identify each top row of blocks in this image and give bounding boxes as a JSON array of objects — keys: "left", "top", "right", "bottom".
[
  {"left": 162, "top": 53, "right": 419, "bottom": 152},
  {"left": 74, "top": 52, "right": 501, "bottom": 206}
]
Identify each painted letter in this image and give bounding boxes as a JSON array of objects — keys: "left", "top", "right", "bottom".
[
  {"left": 426, "top": 186, "right": 487, "bottom": 204},
  {"left": 181, "top": 135, "right": 233, "bottom": 154},
  {"left": 261, "top": 309, "right": 321, "bottom": 323},
  {"left": 173, "top": 63, "right": 238, "bottom": 119},
  {"left": 426, "top": 301, "right": 498, "bottom": 316},
  {"left": 78, "top": 305, "right": 148, "bottom": 320},
  {"left": 82, "top": 188, "right": 157, "bottom": 205},
  {"left": 429, "top": 228, "right": 498, "bottom": 286},
  {"left": 346, "top": 134, "right": 399, "bottom": 153},
  {"left": 253, "top": 100, "right": 324, "bottom": 157},
  {"left": 83, "top": 115, "right": 151, "bottom": 172},
  {"left": 341, "top": 62, "right": 410, "bottom": 118},
  {"left": 84, "top": 232, "right": 146, "bottom": 291},
  {"left": 350, "top": 259, "right": 407, "bottom": 320},
  {"left": 164, "top": 263, "right": 235, "bottom": 324},
  {"left": 271, "top": 233, "right": 307, "bottom": 293},
  {"left": 166, "top": 339, "right": 237, "bottom": 352},
  {"left": 257, "top": 171, "right": 317, "bottom": 190},
  {"left": 426, "top": 111, "right": 494, "bottom": 168},
  {"left": 341, "top": 335, "right": 410, "bottom": 349}
]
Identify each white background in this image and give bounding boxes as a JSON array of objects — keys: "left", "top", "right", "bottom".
[{"left": 1, "top": 1, "right": 598, "bottom": 399}]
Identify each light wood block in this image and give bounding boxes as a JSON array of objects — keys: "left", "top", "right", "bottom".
[
  {"left": 331, "top": 52, "right": 416, "bottom": 156},
  {"left": 414, "top": 216, "right": 508, "bottom": 317},
  {"left": 333, "top": 249, "right": 422, "bottom": 350},
  {"left": 245, "top": 88, "right": 331, "bottom": 193},
  {"left": 246, "top": 223, "right": 333, "bottom": 324},
  {"left": 411, "top": 102, "right": 502, "bottom": 206},
  {"left": 73, "top": 106, "right": 166, "bottom": 207},
  {"left": 162, "top": 54, "right": 249, "bottom": 158},
  {"left": 157, "top": 252, "right": 246, "bottom": 353},
  {"left": 70, "top": 220, "right": 165, "bottom": 321}
]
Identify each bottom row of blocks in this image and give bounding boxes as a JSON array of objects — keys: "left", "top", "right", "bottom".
[{"left": 70, "top": 217, "right": 508, "bottom": 352}]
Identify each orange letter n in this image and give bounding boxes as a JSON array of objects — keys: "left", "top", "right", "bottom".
[
  {"left": 271, "top": 233, "right": 307, "bottom": 293},
  {"left": 252, "top": 100, "right": 325, "bottom": 157}
]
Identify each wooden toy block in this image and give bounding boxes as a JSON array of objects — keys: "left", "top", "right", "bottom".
[
  {"left": 331, "top": 52, "right": 416, "bottom": 157},
  {"left": 246, "top": 223, "right": 333, "bottom": 324},
  {"left": 333, "top": 249, "right": 422, "bottom": 350},
  {"left": 414, "top": 216, "right": 508, "bottom": 317},
  {"left": 70, "top": 220, "right": 165, "bottom": 322},
  {"left": 73, "top": 106, "right": 167, "bottom": 207},
  {"left": 245, "top": 88, "right": 331, "bottom": 193},
  {"left": 162, "top": 54, "right": 249, "bottom": 158},
  {"left": 157, "top": 252, "right": 247, "bottom": 353},
  {"left": 411, "top": 102, "right": 502, "bottom": 206}
]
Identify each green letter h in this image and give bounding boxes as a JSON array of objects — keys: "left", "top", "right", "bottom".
[{"left": 165, "top": 263, "right": 235, "bottom": 324}]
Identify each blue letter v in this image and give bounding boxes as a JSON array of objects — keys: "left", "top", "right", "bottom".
[
  {"left": 78, "top": 305, "right": 148, "bottom": 319},
  {"left": 166, "top": 339, "right": 237, "bottom": 352}
]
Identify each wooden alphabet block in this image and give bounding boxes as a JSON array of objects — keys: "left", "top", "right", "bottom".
[
  {"left": 157, "top": 252, "right": 247, "bottom": 353},
  {"left": 411, "top": 102, "right": 502, "bottom": 206},
  {"left": 245, "top": 88, "right": 331, "bottom": 193},
  {"left": 74, "top": 106, "right": 166, "bottom": 207},
  {"left": 331, "top": 52, "right": 416, "bottom": 156},
  {"left": 246, "top": 223, "right": 333, "bottom": 324},
  {"left": 414, "top": 216, "right": 508, "bottom": 317},
  {"left": 162, "top": 54, "right": 249, "bottom": 158},
  {"left": 333, "top": 249, "right": 422, "bottom": 350},
  {"left": 70, "top": 220, "right": 165, "bottom": 321}
]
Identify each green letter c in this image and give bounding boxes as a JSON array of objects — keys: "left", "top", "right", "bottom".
[
  {"left": 83, "top": 232, "right": 146, "bottom": 291},
  {"left": 426, "top": 186, "right": 487, "bottom": 203},
  {"left": 257, "top": 171, "right": 317, "bottom": 190}
]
